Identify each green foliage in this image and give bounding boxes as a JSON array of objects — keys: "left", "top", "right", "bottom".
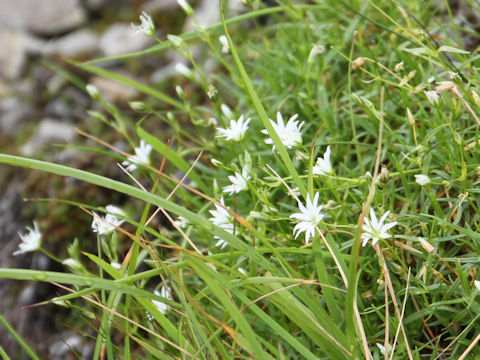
[{"left": 2, "top": 0, "right": 480, "bottom": 358}]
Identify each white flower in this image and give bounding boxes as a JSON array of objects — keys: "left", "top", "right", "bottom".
[
  {"left": 290, "top": 192, "right": 325, "bottom": 245},
  {"left": 174, "top": 216, "right": 189, "bottom": 229},
  {"left": 415, "top": 174, "right": 431, "bottom": 186},
  {"left": 13, "top": 221, "right": 42, "bottom": 255},
  {"left": 122, "top": 140, "right": 152, "bottom": 172},
  {"left": 152, "top": 286, "right": 172, "bottom": 314},
  {"left": 92, "top": 212, "right": 124, "bottom": 236},
  {"left": 219, "top": 35, "right": 229, "bottom": 53},
  {"left": 361, "top": 209, "right": 397, "bottom": 247},
  {"left": 223, "top": 167, "right": 250, "bottom": 195},
  {"left": 376, "top": 343, "right": 386, "bottom": 355},
  {"left": 207, "top": 84, "right": 217, "bottom": 99},
  {"left": 262, "top": 112, "right": 304, "bottom": 150},
  {"left": 216, "top": 115, "right": 250, "bottom": 142},
  {"left": 131, "top": 12, "right": 155, "bottom": 37},
  {"left": 209, "top": 197, "right": 234, "bottom": 248},
  {"left": 312, "top": 146, "right": 332, "bottom": 175},
  {"left": 425, "top": 90, "right": 440, "bottom": 105},
  {"left": 175, "top": 63, "right": 193, "bottom": 78},
  {"left": 475, "top": 280, "right": 480, "bottom": 292},
  {"left": 448, "top": 71, "right": 459, "bottom": 80}
]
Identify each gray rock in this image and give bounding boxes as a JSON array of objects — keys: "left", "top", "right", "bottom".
[
  {"left": 143, "top": 0, "right": 179, "bottom": 12},
  {"left": 0, "top": 30, "right": 44, "bottom": 79},
  {"left": 99, "top": 23, "right": 155, "bottom": 57},
  {"left": 43, "top": 29, "right": 99, "bottom": 58},
  {"left": 21, "top": 118, "right": 76, "bottom": 155},
  {"left": 90, "top": 75, "right": 137, "bottom": 103},
  {"left": 0, "top": 0, "right": 86, "bottom": 36},
  {"left": 0, "top": 97, "right": 34, "bottom": 136}
]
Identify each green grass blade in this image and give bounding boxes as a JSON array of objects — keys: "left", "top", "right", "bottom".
[{"left": 0, "top": 312, "right": 40, "bottom": 360}]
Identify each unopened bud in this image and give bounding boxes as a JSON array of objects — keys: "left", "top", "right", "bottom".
[
  {"left": 177, "top": 0, "right": 194, "bottom": 16},
  {"left": 86, "top": 84, "right": 100, "bottom": 100},
  {"left": 380, "top": 165, "right": 389, "bottom": 182},
  {"left": 352, "top": 57, "right": 365, "bottom": 70},
  {"left": 419, "top": 237, "right": 434, "bottom": 254}
]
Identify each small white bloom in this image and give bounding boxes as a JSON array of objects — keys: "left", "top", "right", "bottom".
[
  {"left": 175, "top": 63, "right": 193, "bottom": 79},
  {"left": 209, "top": 197, "right": 234, "bottom": 248},
  {"left": 361, "top": 209, "right": 397, "bottom": 247},
  {"left": 216, "top": 115, "right": 251, "bottom": 142},
  {"left": 122, "top": 140, "right": 152, "bottom": 172},
  {"left": 290, "top": 192, "right": 325, "bottom": 245},
  {"left": 415, "top": 174, "right": 431, "bottom": 186},
  {"left": 394, "top": 61, "right": 404, "bottom": 72},
  {"left": 312, "top": 146, "right": 332, "bottom": 175},
  {"left": 92, "top": 212, "right": 124, "bottom": 236},
  {"left": 207, "top": 84, "right": 217, "bottom": 99},
  {"left": 152, "top": 286, "right": 172, "bottom": 315},
  {"left": 425, "top": 90, "right": 439, "bottom": 105},
  {"left": 215, "top": 239, "right": 228, "bottom": 249},
  {"left": 174, "top": 216, "right": 189, "bottom": 229},
  {"left": 14, "top": 221, "right": 42, "bottom": 255},
  {"left": 223, "top": 167, "right": 250, "bottom": 195},
  {"left": 219, "top": 35, "right": 229, "bottom": 54},
  {"left": 131, "top": 11, "right": 155, "bottom": 37},
  {"left": 475, "top": 280, "right": 480, "bottom": 292},
  {"left": 262, "top": 112, "right": 304, "bottom": 150},
  {"left": 177, "top": 0, "right": 194, "bottom": 15},
  {"left": 448, "top": 71, "right": 459, "bottom": 80}
]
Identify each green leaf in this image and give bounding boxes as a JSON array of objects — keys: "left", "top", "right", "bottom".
[{"left": 437, "top": 45, "right": 470, "bottom": 54}]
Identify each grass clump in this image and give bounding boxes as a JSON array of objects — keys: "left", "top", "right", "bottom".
[{"left": 2, "top": 0, "right": 480, "bottom": 358}]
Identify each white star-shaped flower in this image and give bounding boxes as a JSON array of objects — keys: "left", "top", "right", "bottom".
[
  {"left": 131, "top": 12, "right": 155, "bottom": 37},
  {"left": 262, "top": 112, "right": 304, "bottom": 150},
  {"left": 92, "top": 212, "right": 124, "bottom": 236},
  {"left": 216, "top": 115, "right": 251, "bottom": 141},
  {"left": 122, "top": 140, "right": 152, "bottom": 172},
  {"left": 312, "top": 146, "right": 332, "bottom": 175},
  {"left": 13, "top": 221, "right": 42, "bottom": 255},
  {"left": 361, "top": 208, "right": 397, "bottom": 247},
  {"left": 290, "top": 192, "right": 325, "bottom": 244},
  {"left": 223, "top": 167, "right": 250, "bottom": 195},
  {"left": 152, "top": 286, "right": 172, "bottom": 315},
  {"left": 208, "top": 197, "right": 234, "bottom": 248}
]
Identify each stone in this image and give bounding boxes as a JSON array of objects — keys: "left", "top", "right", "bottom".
[
  {"left": 0, "top": 97, "right": 34, "bottom": 136},
  {"left": 143, "top": 0, "right": 179, "bottom": 12},
  {"left": 90, "top": 75, "right": 137, "bottom": 103},
  {"left": 99, "top": 23, "right": 155, "bottom": 57},
  {"left": 0, "top": 0, "right": 86, "bottom": 36},
  {"left": 43, "top": 29, "right": 99, "bottom": 58},
  {"left": 21, "top": 118, "right": 76, "bottom": 155},
  {"left": 0, "top": 30, "right": 44, "bottom": 79}
]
